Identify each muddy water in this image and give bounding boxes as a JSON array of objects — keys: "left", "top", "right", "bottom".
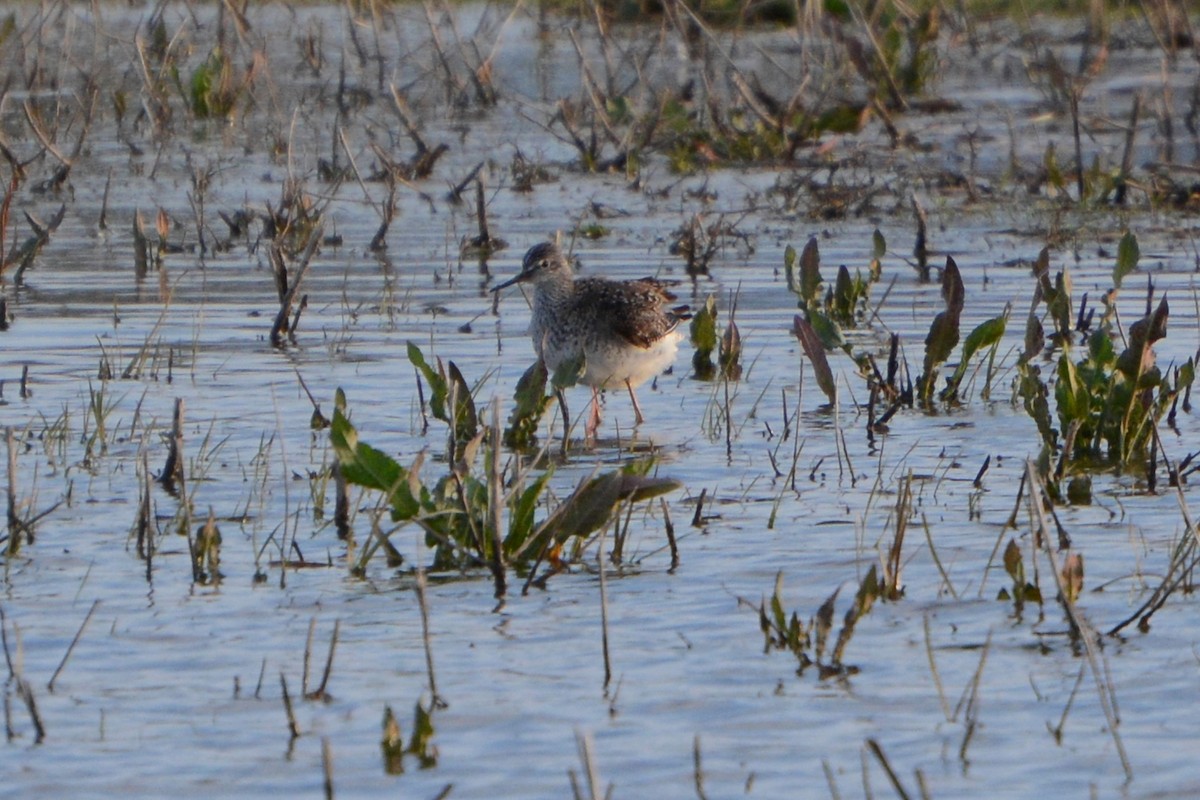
[{"left": 2, "top": 3, "right": 1199, "bottom": 798}]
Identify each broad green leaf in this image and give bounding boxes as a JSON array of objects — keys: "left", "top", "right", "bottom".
[
  {"left": 941, "top": 256, "right": 964, "bottom": 316},
  {"left": 330, "top": 402, "right": 421, "bottom": 520},
  {"left": 943, "top": 313, "right": 1007, "bottom": 398},
  {"left": 1049, "top": 270, "right": 1073, "bottom": 340},
  {"left": 446, "top": 360, "right": 478, "bottom": 442},
  {"left": 550, "top": 352, "right": 585, "bottom": 390},
  {"left": 783, "top": 244, "right": 798, "bottom": 295},
  {"left": 799, "top": 237, "right": 822, "bottom": 306},
  {"left": 1003, "top": 539, "right": 1024, "bottom": 584},
  {"left": 807, "top": 309, "right": 846, "bottom": 351},
  {"left": 770, "top": 572, "right": 787, "bottom": 632},
  {"left": 407, "top": 701, "right": 437, "bottom": 768},
  {"left": 831, "top": 564, "right": 878, "bottom": 666},
  {"left": 920, "top": 309, "right": 960, "bottom": 401},
  {"left": 793, "top": 315, "right": 837, "bottom": 403},
  {"left": 505, "top": 469, "right": 553, "bottom": 556},
  {"left": 1019, "top": 312, "right": 1044, "bottom": 365},
  {"left": 407, "top": 341, "right": 449, "bottom": 421},
  {"left": 1177, "top": 358, "right": 1195, "bottom": 392},
  {"left": 833, "top": 264, "right": 854, "bottom": 320},
  {"left": 1113, "top": 231, "right": 1139, "bottom": 288},
  {"left": 534, "top": 472, "right": 681, "bottom": 545},
  {"left": 504, "top": 359, "right": 552, "bottom": 449},
  {"left": 690, "top": 295, "right": 718, "bottom": 379},
  {"left": 1116, "top": 298, "right": 1169, "bottom": 379},
  {"left": 719, "top": 319, "right": 742, "bottom": 379},
  {"left": 813, "top": 585, "right": 839, "bottom": 664}
]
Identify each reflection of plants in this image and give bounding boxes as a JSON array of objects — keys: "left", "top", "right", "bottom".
[{"left": 757, "top": 568, "right": 880, "bottom": 679}]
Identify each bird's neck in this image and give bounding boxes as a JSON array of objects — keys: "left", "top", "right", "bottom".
[{"left": 532, "top": 272, "right": 575, "bottom": 310}]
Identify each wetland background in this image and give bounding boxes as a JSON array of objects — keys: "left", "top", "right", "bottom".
[{"left": 2, "top": 0, "right": 1200, "bottom": 796}]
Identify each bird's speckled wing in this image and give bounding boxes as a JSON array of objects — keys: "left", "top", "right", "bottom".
[{"left": 573, "top": 277, "right": 690, "bottom": 349}]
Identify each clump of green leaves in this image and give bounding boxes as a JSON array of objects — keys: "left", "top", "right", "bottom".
[
  {"left": 330, "top": 388, "right": 680, "bottom": 586},
  {"left": 786, "top": 234, "right": 883, "bottom": 340},
  {"left": 758, "top": 568, "right": 880, "bottom": 679},
  {"left": 1016, "top": 234, "right": 1194, "bottom": 485}
]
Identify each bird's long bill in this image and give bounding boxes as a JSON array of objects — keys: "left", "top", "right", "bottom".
[{"left": 490, "top": 271, "right": 530, "bottom": 292}]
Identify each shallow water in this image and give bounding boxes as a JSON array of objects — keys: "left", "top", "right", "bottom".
[{"left": 2, "top": 3, "right": 1200, "bottom": 798}]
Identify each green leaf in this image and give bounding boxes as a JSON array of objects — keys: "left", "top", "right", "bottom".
[
  {"left": 793, "top": 315, "right": 837, "bottom": 404},
  {"left": 190, "top": 62, "right": 213, "bottom": 117},
  {"left": 806, "top": 309, "right": 846, "bottom": 351},
  {"left": 330, "top": 400, "right": 421, "bottom": 520},
  {"left": 941, "top": 256, "right": 964, "bottom": 316},
  {"left": 1113, "top": 231, "right": 1139, "bottom": 288},
  {"left": 505, "top": 469, "right": 553, "bottom": 556},
  {"left": 813, "top": 585, "right": 839, "bottom": 664},
  {"left": 770, "top": 572, "right": 787, "bottom": 632},
  {"left": 690, "top": 295, "right": 718, "bottom": 379},
  {"left": 406, "top": 701, "right": 437, "bottom": 768},
  {"left": 783, "top": 244, "right": 798, "bottom": 294},
  {"left": 331, "top": 405, "right": 399, "bottom": 492},
  {"left": 534, "top": 471, "right": 681, "bottom": 546},
  {"left": 719, "top": 319, "right": 742, "bottom": 379},
  {"left": 1049, "top": 270, "right": 1073, "bottom": 341},
  {"left": 920, "top": 310, "right": 960, "bottom": 401},
  {"left": 872, "top": 229, "right": 886, "bottom": 260},
  {"left": 550, "top": 352, "right": 585, "bottom": 390},
  {"left": 831, "top": 564, "right": 878, "bottom": 666},
  {"left": 793, "top": 236, "right": 822, "bottom": 307},
  {"left": 1019, "top": 312, "right": 1044, "bottom": 366},
  {"left": 943, "top": 313, "right": 1007, "bottom": 399},
  {"left": 407, "top": 341, "right": 449, "bottom": 421},
  {"left": 1177, "top": 358, "right": 1195, "bottom": 392},
  {"left": 504, "top": 359, "right": 553, "bottom": 449},
  {"left": 832, "top": 264, "right": 854, "bottom": 321},
  {"left": 446, "top": 361, "right": 478, "bottom": 442},
  {"left": 1002, "top": 539, "right": 1024, "bottom": 584}
]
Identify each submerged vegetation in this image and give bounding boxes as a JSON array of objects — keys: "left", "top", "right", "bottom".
[{"left": 0, "top": 0, "right": 1198, "bottom": 796}]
